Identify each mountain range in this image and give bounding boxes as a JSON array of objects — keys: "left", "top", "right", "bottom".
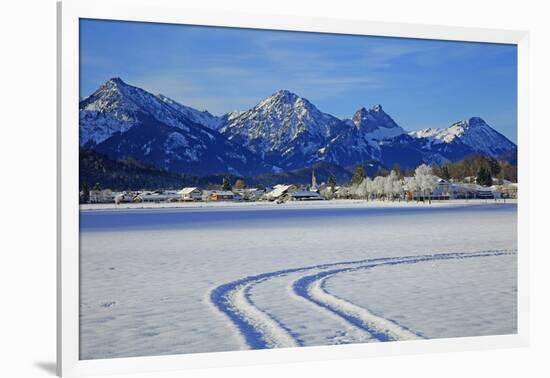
[{"left": 79, "top": 78, "right": 517, "bottom": 181}]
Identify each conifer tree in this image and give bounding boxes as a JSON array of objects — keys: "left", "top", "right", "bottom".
[
  {"left": 351, "top": 165, "right": 365, "bottom": 186},
  {"left": 476, "top": 167, "right": 492, "bottom": 187},
  {"left": 222, "top": 176, "right": 232, "bottom": 191},
  {"left": 82, "top": 182, "right": 90, "bottom": 203},
  {"left": 327, "top": 174, "right": 337, "bottom": 191}
]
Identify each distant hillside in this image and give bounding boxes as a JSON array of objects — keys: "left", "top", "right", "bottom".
[
  {"left": 249, "top": 162, "right": 352, "bottom": 187},
  {"left": 79, "top": 149, "right": 197, "bottom": 191}
]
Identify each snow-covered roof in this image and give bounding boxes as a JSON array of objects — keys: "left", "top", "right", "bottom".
[
  {"left": 267, "top": 185, "right": 294, "bottom": 198},
  {"left": 178, "top": 187, "right": 200, "bottom": 195},
  {"left": 211, "top": 191, "right": 234, "bottom": 196}
]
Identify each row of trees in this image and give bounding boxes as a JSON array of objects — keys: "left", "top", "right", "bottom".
[
  {"left": 349, "top": 155, "right": 516, "bottom": 185},
  {"left": 323, "top": 164, "right": 440, "bottom": 202},
  {"left": 431, "top": 155, "right": 517, "bottom": 183}
]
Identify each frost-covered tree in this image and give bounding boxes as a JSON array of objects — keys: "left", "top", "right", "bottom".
[
  {"left": 354, "top": 176, "right": 372, "bottom": 200},
  {"left": 366, "top": 177, "right": 375, "bottom": 200},
  {"left": 414, "top": 164, "right": 438, "bottom": 203},
  {"left": 373, "top": 176, "right": 385, "bottom": 200},
  {"left": 405, "top": 176, "right": 419, "bottom": 202},
  {"left": 383, "top": 170, "right": 401, "bottom": 200},
  {"left": 320, "top": 185, "right": 334, "bottom": 200},
  {"left": 383, "top": 172, "right": 393, "bottom": 199},
  {"left": 392, "top": 176, "right": 404, "bottom": 201}
]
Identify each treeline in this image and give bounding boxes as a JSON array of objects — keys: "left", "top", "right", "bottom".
[
  {"left": 80, "top": 149, "right": 262, "bottom": 191},
  {"left": 81, "top": 148, "right": 517, "bottom": 192},
  {"left": 367, "top": 155, "right": 516, "bottom": 184},
  {"left": 431, "top": 155, "right": 517, "bottom": 183},
  {"left": 79, "top": 149, "right": 195, "bottom": 190}
]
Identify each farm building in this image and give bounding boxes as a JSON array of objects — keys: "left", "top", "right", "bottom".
[
  {"left": 178, "top": 187, "right": 203, "bottom": 201},
  {"left": 209, "top": 191, "right": 235, "bottom": 201},
  {"left": 288, "top": 191, "right": 324, "bottom": 201},
  {"left": 136, "top": 190, "right": 180, "bottom": 202},
  {"left": 114, "top": 191, "right": 137, "bottom": 204},
  {"left": 265, "top": 184, "right": 298, "bottom": 201},
  {"left": 491, "top": 182, "right": 518, "bottom": 199},
  {"left": 233, "top": 188, "right": 265, "bottom": 201}
]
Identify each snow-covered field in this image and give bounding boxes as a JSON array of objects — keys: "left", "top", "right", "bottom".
[
  {"left": 80, "top": 198, "right": 516, "bottom": 211},
  {"left": 79, "top": 202, "right": 517, "bottom": 359}
]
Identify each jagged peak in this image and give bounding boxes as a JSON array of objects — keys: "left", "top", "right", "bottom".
[
  {"left": 449, "top": 117, "right": 488, "bottom": 130},
  {"left": 351, "top": 104, "right": 401, "bottom": 133},
  {"left": 353, "top": 104, "right": 386, "bottom": 118},
  {"left": 273, "top": 89, "right": 294, "bottom": 97},
  {"left": 101, "top": 77, "right": 127, "bottom": 89},
  {"left": 254, "top": 89, "right": 317, "bottom": 113},
  {"left": 108, "top": 77, "right": 125, "bottom": 84},
  {"left": 370, "top": 104, "right": 383, "bottom": 112},
  {"left": 466, "top": 117, "right": 488, "bottom": 127},
  {"left": 264, "top": 89, "right": 302, "bottom": 103}
]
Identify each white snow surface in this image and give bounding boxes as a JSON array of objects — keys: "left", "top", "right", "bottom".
[{"left": 79, "top": 202, "right": 517, "bottom": 359}]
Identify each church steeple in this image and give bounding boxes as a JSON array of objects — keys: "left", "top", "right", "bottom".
[{"left": 311, "top": 168, "right": 318, "bottom": 192}]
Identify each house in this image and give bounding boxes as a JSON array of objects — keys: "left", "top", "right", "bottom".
[
  {"left": 114, "top": 191, "right": 137, "bottom": 204},
  {"left": 209, "top": 191, "right": 235, "bottom": 201},
  {"left": 334, "top": 186, "right": 351, "bottom": 199},
  {"left": 491, "top": 182, "right": 518, "bottom": 199},
  {"left": 502, "top": 183, "right": 518, "bottom": 199},
  {"left": 288, "top": 191, "right": 324, "bottom": 201},
  {"left": 178, "top": 187, "right": 203, "bottom": 202},
  {"left": 233, "top": 188, "right": 265, "bottom": 201},
  {"left": 137, "top": 190, "right": 180, "bottom": 202},
  {"left": 476, "top": 188, "right": 495, "bottom": 199},
  {"left": 265, "top": 184, "right": 298, "bottom": 201},
  {"left": 430, "top": 179, "right": 451, "bottom": 200}
]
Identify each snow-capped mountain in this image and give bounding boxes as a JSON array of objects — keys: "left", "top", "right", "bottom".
[
  {"left": 220, "top": 90, "right": 347, "bottom": 169},
  {"left": 80, "top": 78, "right": 267, "bottom": 176},
  {"left": 409, "top": 117, "right": 516, "bottom": 158},
  {"left": 80, "top": 78, "right": 201, "bottom": 146},
  {"left": 348, "top": 105, "right": 406, "bottom": 140},
  {"left": 79, "top": 78, "right": 517, "bottom": 179},
  {"left": 315, "top": 105, "right": 406, "bottom": 167}
]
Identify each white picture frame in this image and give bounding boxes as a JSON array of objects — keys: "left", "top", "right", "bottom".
[{"left": 57, "top": 1, "right": 530, "bottom": 376}]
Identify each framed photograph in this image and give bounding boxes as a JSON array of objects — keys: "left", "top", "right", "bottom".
[{"left": 57, "top": 1, "right": 529, "bottom": 376}]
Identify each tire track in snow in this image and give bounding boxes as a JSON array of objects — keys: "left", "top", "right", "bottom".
[
  {"left": 211, "top": 249, "right": 516, "bottom": 349},
  {"left": 293, "top": 250, "right": 516, "bottom": 342}
]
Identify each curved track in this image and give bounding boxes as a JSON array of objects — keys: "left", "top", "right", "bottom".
[{"left": 210, "top": 249, "right": 516, "bottom": 349}]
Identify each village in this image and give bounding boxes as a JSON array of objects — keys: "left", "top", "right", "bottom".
[{"left": 81, "top": 164, "right": 518, "bottom": 205}]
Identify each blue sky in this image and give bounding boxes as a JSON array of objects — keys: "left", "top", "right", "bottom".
[{"left": 80, "top": 19, "right": 518, "bottom": 142}]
